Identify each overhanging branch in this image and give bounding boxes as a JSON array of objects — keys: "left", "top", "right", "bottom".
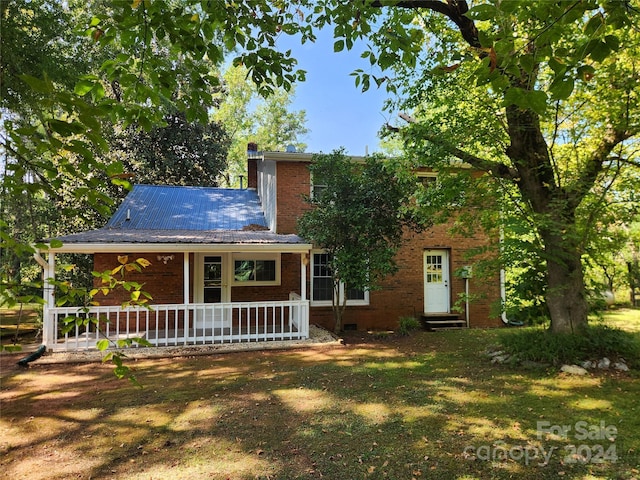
[
  {"left": 397, "top": 113, "right": 516, "bottom": 179},
  {"left": 609, "top": 155, "right": 640, "bottom": 168},
  {"left": 368, "top": 0, "right": 481, "bottom": 48}
]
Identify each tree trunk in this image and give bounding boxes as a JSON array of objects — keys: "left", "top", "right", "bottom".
[
  {"left": 504, "top": 105, "right": 590, "bottom": 333},
  {"left": 542, "top": 231, "right": 589, "bottom": 333},
  {"left": 331, "top": 280, "right": 347, "bottom": 334}
]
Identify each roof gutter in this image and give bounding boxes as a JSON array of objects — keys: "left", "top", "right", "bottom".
[{"left": 43, "top": 242, "right": 313, "bottom": 254}]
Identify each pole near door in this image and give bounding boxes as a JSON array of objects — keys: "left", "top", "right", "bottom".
[{"left": 461, "top": 265, "right": 473, "bottom": 328}]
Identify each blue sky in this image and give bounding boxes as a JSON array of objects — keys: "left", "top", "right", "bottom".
[{"left": 277, "top": 29, "right": 392, "bottom": 156}]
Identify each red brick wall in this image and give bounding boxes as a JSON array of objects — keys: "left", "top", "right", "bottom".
[
  {"left": 247, "top": 158, "right": 258, "bottom": 189},
  {"left": 93, "top": 253, "right": 186, "bottom": 306},
  {"left": 269, "top": 160, "right": 503, "bottom": 331},
  {"left": 275, "top": 161, "right": 313, "bottom": 234},
  {"left": 302, "top": 228, "right": 502, "bottom": 332},
  {"left": 93, "top": 252, "right": 304, "bottom": 306}
]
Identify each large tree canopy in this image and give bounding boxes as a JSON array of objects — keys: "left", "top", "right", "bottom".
[
  {"left": 2, "top": 0, "right": 639, "bottom": 337},
  {"left": 109, "top": 111, "right": 230, "bottom": 187},
  {"left": 214, "top": 65, "right": 308, "bottom": 187},
  {"left": 318, "top": 0, "right": 640, "bottom": 333}
]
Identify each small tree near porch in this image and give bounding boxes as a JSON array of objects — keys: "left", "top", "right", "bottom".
[{"left": 297, "top": 150, "right": 422, "bottom": 333}]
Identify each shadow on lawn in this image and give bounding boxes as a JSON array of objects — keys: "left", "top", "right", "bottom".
[{"left": 1, "top": 330, "right": 639, "bottom": 480}]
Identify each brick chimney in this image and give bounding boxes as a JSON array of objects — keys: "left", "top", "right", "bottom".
[{"left": 247, "top": 142, "right": 258, "bottom": 189}]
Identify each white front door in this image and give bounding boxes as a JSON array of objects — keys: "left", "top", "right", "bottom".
[
  {"left": 424, "top": 250, "right": 450, "bottom": 313},
  {"left": 195, "top": 254, "right": 230, "bottom": 329}
]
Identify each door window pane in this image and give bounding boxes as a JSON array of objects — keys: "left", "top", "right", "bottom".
[
  {"left": 425, "top": 255, "right": 443, "bottom": 283},
  {"left": 203, "top": 256, "right": 222, "bottom": 303}
]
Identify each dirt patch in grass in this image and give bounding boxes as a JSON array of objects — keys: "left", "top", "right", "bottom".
[{"left": 1, "top": 326, "right": 639, "bottom": 480}]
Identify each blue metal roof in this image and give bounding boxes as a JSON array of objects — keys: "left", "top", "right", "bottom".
[{"left": 106, "top": 185, "right": 268, "bottom": 231}]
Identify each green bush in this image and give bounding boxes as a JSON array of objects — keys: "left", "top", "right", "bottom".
[
  {"left": 498, "top": 324, "right": 640, "bottom": 367},
  {"left": 397, "top": 316, "right": 422, "bottom": 336}
]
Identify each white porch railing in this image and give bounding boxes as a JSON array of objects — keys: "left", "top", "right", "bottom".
[{"left": 44, "top": 298, "right": 309, "bottom": 352}]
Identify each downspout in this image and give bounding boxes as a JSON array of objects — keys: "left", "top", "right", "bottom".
[
  {"left": 500, "top": 266, "right": 509, "bottom": 324},
  {"left": 465, "top": 276, "right": 470, "bottom": 328},
  {"left": 499, "top": 221, "right": 511, "bottom": 325}
]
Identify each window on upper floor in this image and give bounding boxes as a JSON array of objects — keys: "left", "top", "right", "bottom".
[
  {"left": 311, "top": 171, "right": 328, "bottom": 200},
  {"left": 417, "top": 172, "right": 438, "bottom": 188}
]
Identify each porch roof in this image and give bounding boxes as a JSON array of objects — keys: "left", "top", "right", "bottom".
[
  {"left": 45, "top": 185, "right": 311, "bottom": 253},
  {"left": 48, "top": 229, "right": 310, "bottom": 253}
]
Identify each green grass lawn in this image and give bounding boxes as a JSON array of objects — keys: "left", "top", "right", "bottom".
[
  {"left": 0, "top": 304, "right": 41, "bottom": 344},
  {"left": 1, "top": 310, "right": 639, "bottom": 479},
  {"left": 595, "top": 308, "right": 640, "bottom": 332}
]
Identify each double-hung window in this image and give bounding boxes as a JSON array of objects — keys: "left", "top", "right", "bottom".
[
  {"left": 311, "top": 251, "right": 369, "bottom": 306},
  {"left": 311, "top": 172, "right": 328, "bottom": 200}
]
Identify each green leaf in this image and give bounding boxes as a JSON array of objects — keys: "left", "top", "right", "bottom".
[
  {"left": 19, "top": 74, "right": 53, "bottom": 94},
  {"left": 74, "top": 79, "right": 95, "bottom": 96},
  {"left": 333, "top": 39, "right": 344, "bottom": 53},
  {"left": 550, "top": 76, "right": 575, "bottom": 100},
  {"left": 548, "top": 57, "right": 566, "bottom": 74},
  {"left": 503, "top": 88, "right": 548, "bottom": 115},
  {"left": 525, "top": 90, "right": 548, "bottom": 115},
  {"left": 584, "top": 12, "right": 604, "bottom": 37},
  {"left": 49, "top": 239, "right": 63, "bottom": 248},
  {"left": 114, "top": 365, "right": 129, "bottom": 379},
  {"left": 96, "top": 339, "right": 110, "bottom": 351},
  {"left": 577, "top": 65, "right": 595, "bottom": 81},
  {"left": 589, "top": 40, "right": 611, "bottom": 62},
  {"left": 133, "top": 337, "right": 152, "bottom": 347},
  {"left": 604, "top": 35, "right": 620, "bottom": 51},
  {"left": 519, "top": 54, "right": 536, "bottom": 74},
  {"left": 469, "top": 4, "right": 497, "bottom": 21}
]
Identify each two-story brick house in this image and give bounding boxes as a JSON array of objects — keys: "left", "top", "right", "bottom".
[
  {"left": 246, "top": 149, "right": 502, "bottom": 332},
  {"left": 37, "top": 148, "right": 502, "bottom": 351}
]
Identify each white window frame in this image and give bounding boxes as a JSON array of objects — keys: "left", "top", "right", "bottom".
[
  {"left": 231, "top": 252, "right": 281, "bottom": 286},
  {"left": 310, "top": 172, "right": 328, "bottom": 200},
  {"left": 310, "top": 250, "right": 369, "bottom": 306},
  {"left": 417, "top": 171, "right": 438, "bottom": 187}
]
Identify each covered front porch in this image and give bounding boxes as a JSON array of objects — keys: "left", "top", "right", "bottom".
[
  {"left": 44, "top": 297, "right": 309, "bottom": 352},
  {"left": 37, "top": 236, "right": 312, "bottom": 352}
]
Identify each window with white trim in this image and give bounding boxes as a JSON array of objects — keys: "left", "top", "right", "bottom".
[
  {"left": 311, "top": 172, "right": 328, "bottom": 200},
  {"left": 231, "top": 253, "right": 280, "bottom": 285},
  {"left": 417, "top": 172, "right": 438, "bottom": 187},
  {"left": 311, "top": 252, "right": 369, "bottom": 306}
]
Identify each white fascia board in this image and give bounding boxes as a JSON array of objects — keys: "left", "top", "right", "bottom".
[
  {"left": 259, "top": 151, "right": 367, "bottom": 164},
  {"left": 42, "top": 243, "right": 313, "bottom": 254}
]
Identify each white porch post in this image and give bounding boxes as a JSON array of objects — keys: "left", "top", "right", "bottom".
[
  {"left": 300, "top": 252, "right": 307, "bottom": 301},
  {"left": 301, "top": 251, "right": 310, "bottom": 337},
  {"left": 42, "top": 251, "right": 56, "bottom": 349},
  {"left": 183, "top": 251, "right": 190, "bottom": 304},
  {"left": 183, "top": 251, "right": 190, "bottom": 344}
]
